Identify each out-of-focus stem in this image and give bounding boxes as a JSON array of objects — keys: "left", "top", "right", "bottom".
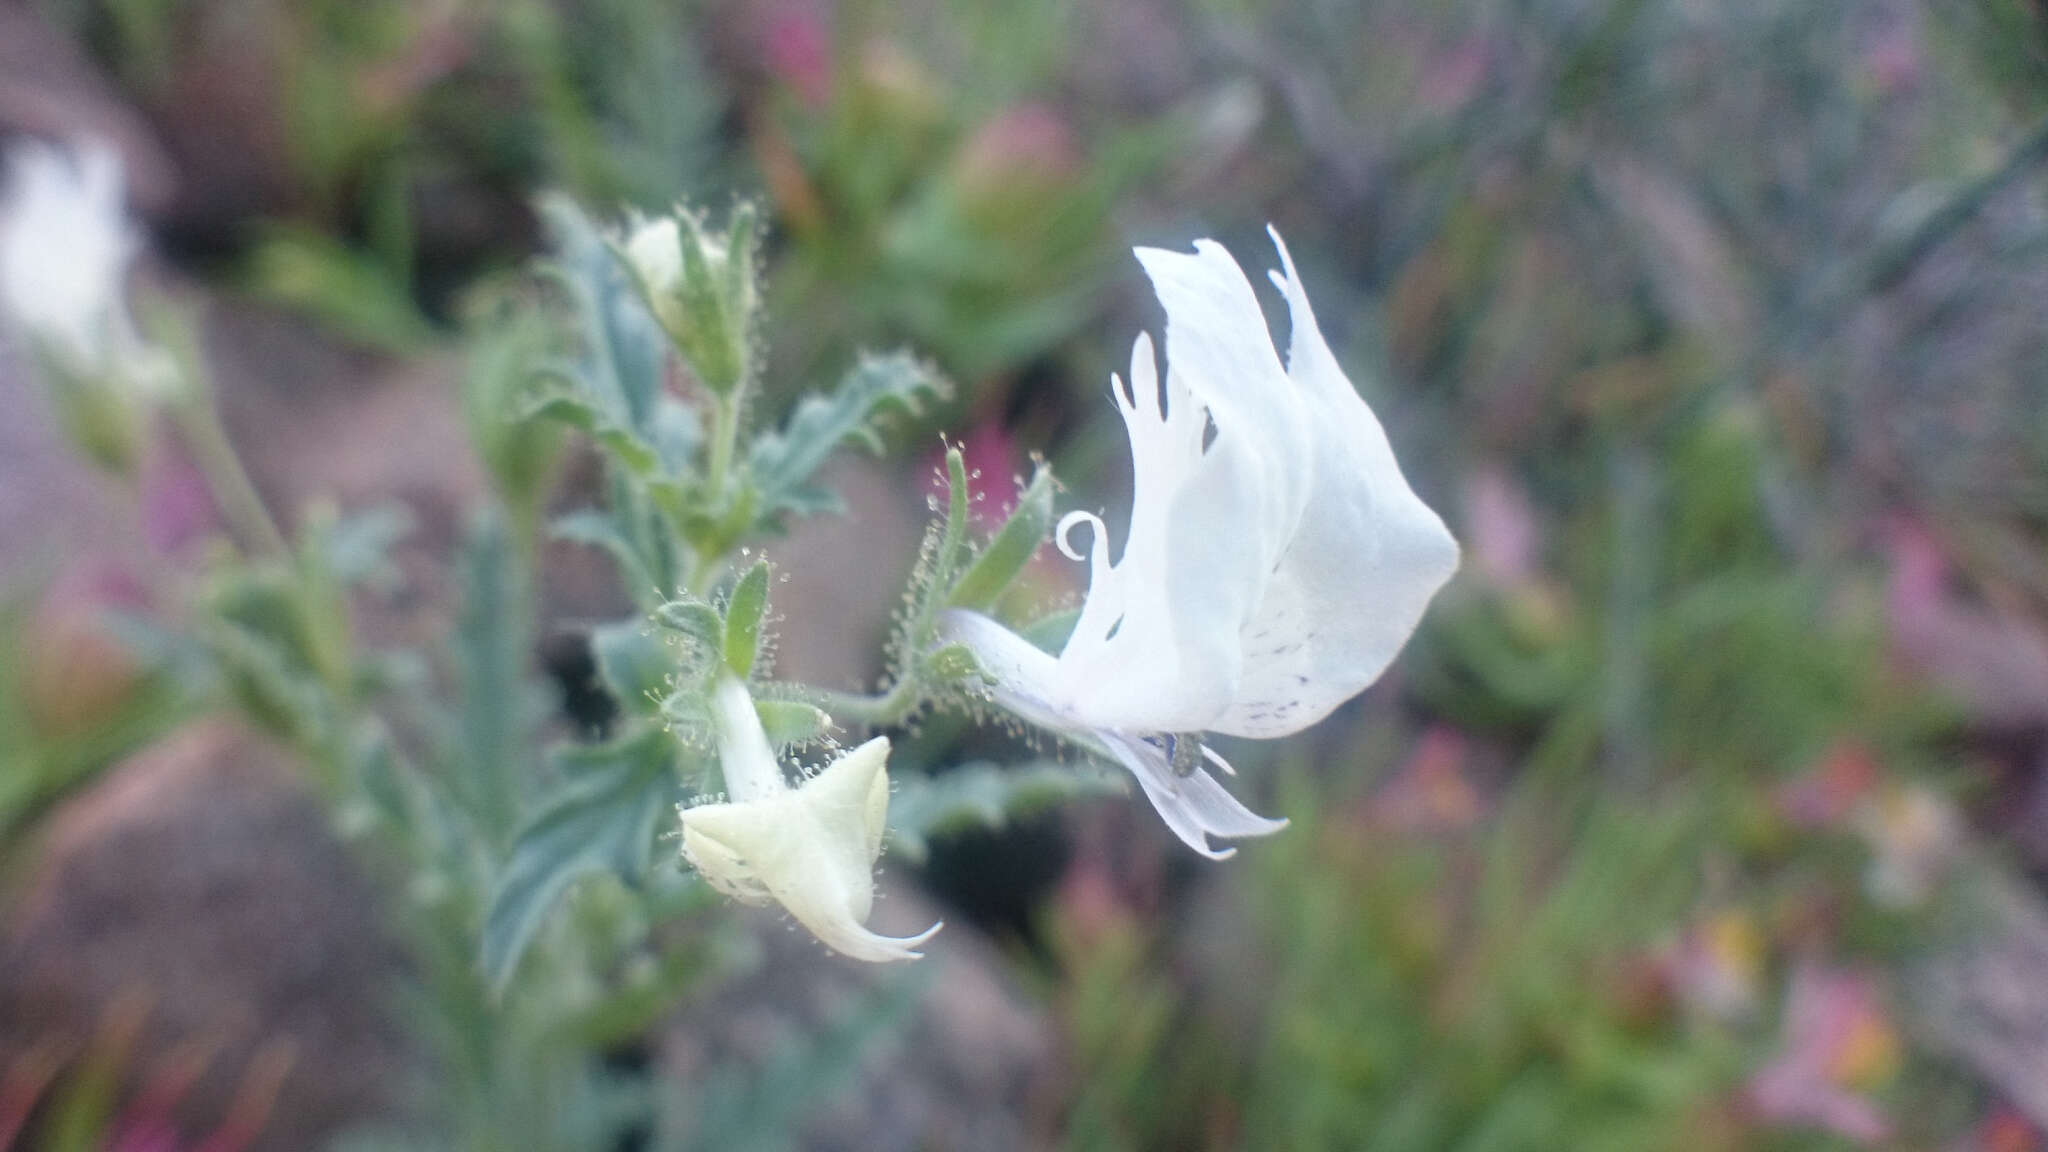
[{"left": 170, "top": 394, "right": 289, "bottom": 559}]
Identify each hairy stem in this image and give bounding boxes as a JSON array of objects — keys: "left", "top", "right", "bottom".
[{"left": 806, "top": 678, "right": 926, "bottom": 728}]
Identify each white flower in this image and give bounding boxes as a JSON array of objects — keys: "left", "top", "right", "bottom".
[
  {"left": 0, "top": 137, "right": 148, "bottom": 377},
  {"left": 940, "top": 229, "right": 1458, "bottom": 858},
  {"left": 679, "top": 677, "right": 942, "bottom": 961}
]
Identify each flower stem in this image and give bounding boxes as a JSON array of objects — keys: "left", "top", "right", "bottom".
[
  {"left": 684, "top": 389, "right": 746, "bottom": 596},
  {"left": 704, "top": 390, "right": 740, "bottom": 509},
  {"left": 806, "top": 678, "right": 924, "bottom": 728},
  {"left": 170, "top": 394, "right": 289, "bottom": 559}
]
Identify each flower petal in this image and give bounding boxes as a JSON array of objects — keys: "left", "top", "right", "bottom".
[
  {"left": 684, "top": 713, "right": 940, "bottom": 962},
  {"left": 1209, "top": 230, "right": 1458, "bottom": 738},
  {"left": 1098, "top": 730, "right": 1287, "bottom": 859},
  {"left": 793, "top": 735, "right": 893, "bottom": 868},
  {"left": 0, "top": 137, "right": 140, "bottom": 372},
  {"left": 1058, "top": 244, "right": 1317, "bottom": 733}
]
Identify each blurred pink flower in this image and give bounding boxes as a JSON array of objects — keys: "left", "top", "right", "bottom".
[
  {"left": 1884, "top": 515, "right": 2048, "bottom": 729},
  {"left": 952, "top": 104, "right": 1080, "bottom": 204},
  {"left": 1747, "top": 964, "right": 1898, "bottom": 1144},
  {"left": 1777, "top": 743, "right": 1878, "bottom": 830},
  {"left": 1977, "top": 1105, "right": 2043, "bottom": 1152},
  {"left": 763, "top": 2, "right": 832, "bottom": 106},
  {"left": 1370, "top": 725, "right": 1479, "bottom": 831}
]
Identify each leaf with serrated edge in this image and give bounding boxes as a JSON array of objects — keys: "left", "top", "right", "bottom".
[
  {"left": 750, "top": 352, "right": 947, "bottom": 519},
  {"left": 481, "top": 728, "right": 675, "bottom": 991}
]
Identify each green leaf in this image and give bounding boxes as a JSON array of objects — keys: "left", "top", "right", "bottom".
[
  {"left": 452, "top": 516, "right": 541, "bottom": 845},
  {"left": 522, "top": 390, "right": 661, "bottom": 476},
  {"left": 481, "top": 727, "right": 677, "bottom": 992},
  {"left": 462, "top": 283, "right": 565, "bottom": 515},
  {"left": 242, "top": 223, "right": 436, "bottom": 352},
  {"left": 520, "top": 197, "right": 706, "bottom": 502},
  {"left": 323, "top": 505, "right": 414, "bottom": 591},
  {"left": 887, "top": 761, "right": 1124, "bottom": 864},
  {"left": 539, "top": 195, "right": 667, "bottom": 432},
  {"left": 894, "top": 448, "right": 970, "bottom": 670},
  {"left": 654, "top": 598, "right": 725, "bottom": 653},
  {"left": 748, "top": 352, "right": 948, "bottom": 520},
  {"left": 946, "top": 462, "right": 1054, "bottom": 611},
  {"left": 722, "top": 561, "right": 771, "bottom": 679},
  {"left": 591, "top": 619, "right": 674, "bottom": 718},
  {"left": 552, "top": 509, "right": 661, "bottom": 601}
]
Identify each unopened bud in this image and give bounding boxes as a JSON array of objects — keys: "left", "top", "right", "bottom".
[{"left": 620, "top": 205, "right": 760, "bottom": 396}]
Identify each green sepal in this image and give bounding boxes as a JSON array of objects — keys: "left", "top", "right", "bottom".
[
  {"left": 722, "top": 560, "right": 771, "bottom": 679},
  {"left": 754, "top": 698, "right": 832, "bottom": 747},
  {"left": 923, "top": 643, "right": 985, "bottom": 686},
  {"left": 946, "top": 461, "right": 1054, "bottom": 611},
  {"left": 591, "top": 619, "right": 674, "bottom": 718}
]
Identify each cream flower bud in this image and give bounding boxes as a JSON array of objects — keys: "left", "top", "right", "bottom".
[
  {"left": 618, "top": 206, "right": 758, "bottom": 396},
  {"left": 624, "top": 217, "right": 683, "bottom": 303},
  {"left": 679, "top": 678, "right": 940, "bottom": 962}
]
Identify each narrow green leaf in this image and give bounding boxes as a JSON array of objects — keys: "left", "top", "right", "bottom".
[
  {"left": 481, "top": 728, "right": 676, "bottom": 992},
  {"left": 946, "top": 463, "right": 1054, "bottom": 611},
  {"left": 454, "top": 515, "right": 539, "bottom": 845},
  {"left": 933, "top": 447, "right": 971, "bottom": 592},
  {"left": 722, "top": 561, "right": 771, "bottom": 679},
  {"left": 898, "top": 449, "right": 970, "bottom": 664}
]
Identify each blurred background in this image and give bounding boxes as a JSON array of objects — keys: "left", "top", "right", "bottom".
[{"left": 3, "top": 0, "right": 2048, "bottom": 1148}]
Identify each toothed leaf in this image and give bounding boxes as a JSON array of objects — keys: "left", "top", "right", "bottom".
[{"left": 749, "top": 352, "right": 948, "bottom": 521}]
